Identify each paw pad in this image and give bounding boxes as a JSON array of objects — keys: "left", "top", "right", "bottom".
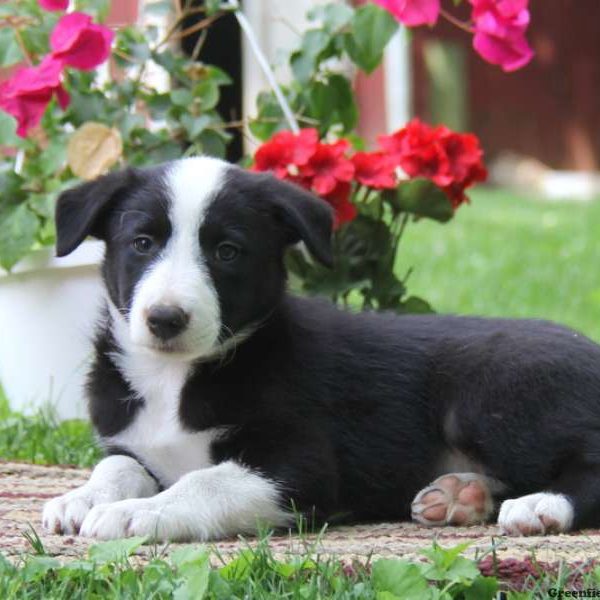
[{"left": 411, "top": 473, "right": 493, "bottom": 526}]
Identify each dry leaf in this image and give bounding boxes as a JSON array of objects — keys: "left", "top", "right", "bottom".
[{"left": 67, "top": 122, "right": 123, "bottom": 180}]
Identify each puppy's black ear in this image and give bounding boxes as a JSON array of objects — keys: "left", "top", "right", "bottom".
[
  {"left": 55, "top": 169, "right": 135, "bottom": 257},
  {"left": 261, "top": 174, "right": 334, "bottom": 268}
]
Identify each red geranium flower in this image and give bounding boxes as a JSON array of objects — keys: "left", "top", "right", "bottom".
[
  {"left": 300, "top": 140, "right": 355, "bottom": 195},
  {"left": 351, "top": 151, "right": 397, "bottom": 189},
  {"left": 0, "top": 56, "right": 69, "bottom": 137},
  {"left": 253, "top": 128, "right": 318, "bottom": 179},
  {"left": 322, "top": 181, "right": 356, "bottom": 229},
  {"left": 379, "top": 119, "right": 453, "bottom": 187},
  {"left": 378, "top": 118, "right": 487, "bottom": 207},
  {"left": 50, "top": 12, "right": 115, "bottom": 71},
  {"left": 438, "top": 131, "right": 487, "bottom": 206}
]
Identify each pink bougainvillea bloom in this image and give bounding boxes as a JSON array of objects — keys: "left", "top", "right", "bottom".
[
  {"left": 470, "top": 0, "right": 534, "bottom": 71},
  {"left": 371, "top": 0, "right": 440, "bottom": 27},
  {"left": 50, "top": 12, "right": 115, "bottom": 71},
  {"left": 0, "top": 56, "right": 69, "bottom": 137},
  {"left": 39, "top": 0, "right": 69, "bottom": 11}
]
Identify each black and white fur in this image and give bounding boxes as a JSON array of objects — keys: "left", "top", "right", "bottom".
[{"left": 43, "top": 156, "right": 600, "bottom": 541}]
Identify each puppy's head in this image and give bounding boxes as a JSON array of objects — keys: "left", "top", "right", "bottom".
[{"left": 56, "top": 157, "right": 333, "bottom": 359}]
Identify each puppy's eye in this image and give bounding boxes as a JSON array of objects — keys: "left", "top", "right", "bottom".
[
  {"left": 216, "top": 242, "right": 240, "bottom": 262},
  {"left": 132, "top": 235, "right": 154, "bottom": 254}
]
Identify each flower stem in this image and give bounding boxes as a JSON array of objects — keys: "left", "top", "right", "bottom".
[
  {"left": 13, "top": 28, "right": 33, "bottom": 66},
  {"left": 439, "top": 8, "right": 474, "bottom": 34}
]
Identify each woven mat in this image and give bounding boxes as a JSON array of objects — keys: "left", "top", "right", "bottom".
[{"left": 2, "top": 461, "right": 600, "bottom": 566}]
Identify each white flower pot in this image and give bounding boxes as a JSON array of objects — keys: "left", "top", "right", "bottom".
[{"left": 0, "top": 241, "right": 104, "bottom": 420}]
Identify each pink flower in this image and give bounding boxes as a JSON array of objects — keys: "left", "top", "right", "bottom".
[
  {"left": 0, "top": 56, "right": 69, "bottom": 137},
  {"left": 50, "top": 12, "right": 115, "bottom": 71},
  {"left": 371, "top": 0, "right": 440, "bottom": 27},
  {"left": 470, "top": 0, "right": 534, "bottom": 72},
  {"left": 39, "top": 0, "right": 69, "bottom": 11}
]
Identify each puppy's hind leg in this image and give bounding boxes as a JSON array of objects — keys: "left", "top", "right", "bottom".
[{"left": 411, "top": 473, "right": 499, "bottom": 526}]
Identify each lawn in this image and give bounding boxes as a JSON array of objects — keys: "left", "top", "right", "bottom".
[{"left": 399, "top": 187, "right": 600, "bottom": 342}]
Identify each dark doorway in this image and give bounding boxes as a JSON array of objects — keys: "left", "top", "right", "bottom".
[{"left": 180, "top": 1, "right": 244, "bottom": 162}]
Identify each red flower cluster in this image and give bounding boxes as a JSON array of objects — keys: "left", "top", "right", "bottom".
[
  {"left": 253, "top": 120, "right": 486, "bottom": 224},
  {"left": 253, "top": 128, "right": 357, "bottom": 228},
  {"left": 379, "top": 119, "right": 487, "bottom": 207},
  {"left": 0, "top": 7, "right": 114, "bottom": 137}
]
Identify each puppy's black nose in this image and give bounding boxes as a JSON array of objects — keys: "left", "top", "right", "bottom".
[{"left": 147, "top": 305, "right": 190, "bottom": 341}]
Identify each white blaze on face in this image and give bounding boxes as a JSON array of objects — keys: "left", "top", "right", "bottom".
[{"left": 129, "top": 157, "right": 227, "bottom": 358}]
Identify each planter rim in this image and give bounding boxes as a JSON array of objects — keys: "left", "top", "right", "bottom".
[{"left": 0, "top": 239, "right": 104, "bottom": 279}]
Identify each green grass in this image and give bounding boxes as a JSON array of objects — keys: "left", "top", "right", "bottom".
[
  {"left": 4, "top": 530, "right": 596, "bottom": 599},
  {"left": 0, "top": 401, "right": 101, "bottom": 468},
  {"left": 398, "top": 187, "right": 600, "bottom": 342}
]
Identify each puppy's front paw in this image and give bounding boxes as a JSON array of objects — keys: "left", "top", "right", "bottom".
[
  {"left": 498, "top": 493, "right": 573, "bottom": 536},
  {"left": 80, "top": 498, "right": 187, "bottom": 541},
  {"left": 43, "top": 485, "right": 120, "bottom": 535}
]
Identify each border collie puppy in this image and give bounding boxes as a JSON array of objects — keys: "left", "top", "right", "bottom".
[{"left": 43, "top": 156, "right": 600, "bottom": 541}]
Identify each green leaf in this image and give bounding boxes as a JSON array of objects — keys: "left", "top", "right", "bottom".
[
  {"left": 421, "top": 542, "right": 480, "bottom": 583},
  {"left": 291, "top": 29, "right": 331, "bottom": 84},
  {"left": 197, "top": 129, "right": 227, "bottom": 158},
  {"left": 37, "top": 138, "right": 67, "bottom": 178},
  {"left": 20, "top": 25, "right": 53, "bottom": 58},
  {"left": 171, "top": 89, "right": 194, "bottom": 107},
  {"left": 0, "top": 28, "right": 24, "bottom": 67},
  {"left": 170, "top": 546, "right": 208, "bottom": 569},
  {"left": 181, "top": 113, "right": 213, "bottom": 139},
  {"left": 383, "top": 179, "right": 454, "bottom": 222},
  {"left": 219, "top": 549, "right": 254, "bottom": 581},
  {"left": 172, "top": 547, "right": 210, "bottom": 600},
  {"left": 76, "top": 0, "right": 111, "bottom": 22},
  {"left": 249, "top": 91, "right": 286, "bottom": 140},
  {"left": 344, "top": 4, "right": 398, "bottom": 73},
  {"left": 28, "top": 193, "right": 56, "bottom": 220},
  {"left": 463, "top": 576, "right": 499, "bottom": 600},
  {"left": 0, "top": 111, "right": 20, "bottom": 147},
  {"left": 371, "top": 559, "right": 429, "bottom": 600},
  {"left": 308, "top": 3, "right": 355, "bottom": 33},
  {"left": 203, "top": 65, "right": 233, "bottom": 86},
  {"left": 67, "top": 91, "right": 110, "bottom": 125},
  {"left": 307, "top": 73, "right": 357, "bottom": 133},
  {"left": 0, "top": 170, "right": 26, "bottom": 202},
  {"left": 208, "top": 571, "right": 232, "bottom": 599},
  {"left": 87, "top": 536, "right": 147, "bottom": 564},
  {"left": 0, "top": 203, "right": 38, "bottom": 271},
  {"left": 21, "top": 556, "right": 60, "bottom": 580},
  {"left": 194, "top": 79, "right": 220, "bottom": 110},
  {"left": 398, "top": 296, "right": 434, "bottom": 314}
]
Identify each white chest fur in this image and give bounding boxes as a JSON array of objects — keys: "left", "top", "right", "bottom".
[{"left": 104, "top": 349, "right": 220, "bottom": 488}]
